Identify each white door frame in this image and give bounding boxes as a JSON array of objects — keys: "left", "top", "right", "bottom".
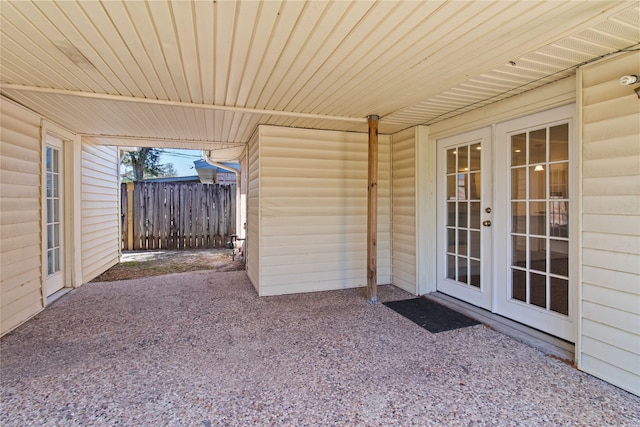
[
  {"left": 41, "top": 121, "right": 80, "bottom": 304},
  {"left": 44, "top": 134, "right": 65, "bottom": 297}
]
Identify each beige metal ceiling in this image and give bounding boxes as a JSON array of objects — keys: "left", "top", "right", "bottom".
[{"left": 1, "top": 1, "right": 638, "bottom": 155}]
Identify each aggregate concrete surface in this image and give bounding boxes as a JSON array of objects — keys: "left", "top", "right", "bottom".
[{"left": 1, "top": 271, "right": 638, "bottom": 426}]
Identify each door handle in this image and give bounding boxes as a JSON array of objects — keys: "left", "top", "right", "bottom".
[{"left": 483, "top": 220, "right": 492, "bottom": 227}]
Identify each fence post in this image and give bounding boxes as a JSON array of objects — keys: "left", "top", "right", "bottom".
[{"left": 127, "top": 181, "right": 135, "bottom": 250}]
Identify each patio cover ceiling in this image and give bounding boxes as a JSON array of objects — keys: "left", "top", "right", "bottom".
[{"left": 1, "top": 1, "right": 638, "bottom": 159}]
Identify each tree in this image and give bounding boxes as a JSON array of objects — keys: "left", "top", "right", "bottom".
[{"left": 121, "top": 148, "right": 177, "bottom": 181}]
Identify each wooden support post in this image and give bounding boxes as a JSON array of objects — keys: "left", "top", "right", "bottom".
[
  {"left": 367, "top": 114, "right": 379, "bottom": 304},
  {"left": 126, "top": 182, "right": 135, "bottom": 250}
]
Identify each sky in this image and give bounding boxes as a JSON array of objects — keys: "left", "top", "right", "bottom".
[{"left": 160, "top": 149, "right": 203, "bottom": 177}]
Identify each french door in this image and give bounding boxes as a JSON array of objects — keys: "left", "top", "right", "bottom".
[
  {"left": 437, "top": 105, "right": 576, "bottom": 342},
  {"left": 45, "top": 135, "right": 65, "bottom": 297},
  {"left": 494, "top": 106, "right": 575, "bottom": 341},
  {"left": 436, "top": 127, "right": 493, "bottom": 310}
]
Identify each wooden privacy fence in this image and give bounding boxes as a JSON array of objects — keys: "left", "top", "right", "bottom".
[{"left": 121, "top": 182, "right": 236, "bottom": 250}]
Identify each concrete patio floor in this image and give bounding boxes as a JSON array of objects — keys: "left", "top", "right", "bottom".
[{"left": 1, "top": 270, "right": 638, "bottom": 426}]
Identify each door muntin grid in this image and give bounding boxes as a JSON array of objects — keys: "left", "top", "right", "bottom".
[
  {"left": 509, "top": 123, "right": 569, "bottom": 316},
  {"left": 46, "top": 145, "right": 61, "bottom": 277},
  {"left": 446, "top": 142, "right": 482, "bottom": 288}
]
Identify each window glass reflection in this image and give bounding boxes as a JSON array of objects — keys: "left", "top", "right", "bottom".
[
  {"left": 512, "top": 236, "right": 526, "bottom": 268},
  {"left": 457, "top": 202, "right": 467, "bottom": 228},
  {"left": 529, "top": 237, "right": 546, "bottom": 273},
  {"left": 447, "top": 148, "right": 457, "bottom": 174},
  {"left": 550, "top": 240, "right": 569, "bottom": 277},
  {"left": 447, "top": 175, "right": 456, "bottom": 199},
  {"left": 470, "top": 202, "right": 481, "bottom": 229},
  {"left": 458, "top": 256, "right": 468, "bottom": 284},
  {"left": 447, "top": 255, "right": 456, "bottom": 280},
  {"left": 447, "top": 228, "right": 456, "bottom": 253},
  {"left": 511, "top": 133, "right": 526, "bottom": 166},
  {"left": 458, "top": 146, "right": 468, "bottom": 172},
  {"left": 470, "top": 259, "right": 481, "bottom": 288},
  {"left": 470, "top": 143, "right": 481, "bottom": 171},
  {"left": 512, "top": 168, "right": 526, "bottom": 199},
  {"left": 550, "top": 278, "right": 569, "bottom": 315},
  {"left": 529, "top": 166, "right": 546, "bottom": 199},
  {"left": 469, "top": 172, "right": 481, "bottom": 200},
  {"left": 529, "top": 129, "right": 546, "bottom": 164},
  {"left": 447, "top": 202, "right": 456, "bottom": 226},
  {"left": 529, "top": 201, "right": 546, "bottom": 236},
  {"left": 512, "top": 269, "right": 526, "bottom": 302},
  {"left": 529, "top": 272, "right": 546, "bottom": 308},
  {"left": 469, "top": 230, "right": 480, "bottom": 259},
  {"left": 550, "top": 124, "right": 568, "bottom": 162}
]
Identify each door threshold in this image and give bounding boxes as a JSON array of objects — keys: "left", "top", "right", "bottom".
[
  {"left": 424, "top": 292, "right": 574, "bottom": 362},
  {"left": 47, "top": 288, "right": 72, "bottom": 306}
]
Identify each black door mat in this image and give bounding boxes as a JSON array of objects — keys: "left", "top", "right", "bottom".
[{"left": 383, "top": 298, "right": 480, "bottom": 333}]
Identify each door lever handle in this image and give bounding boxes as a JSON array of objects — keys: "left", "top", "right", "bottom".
[{"left": 482, "top": 220, "right": 492, "bottom": 227}]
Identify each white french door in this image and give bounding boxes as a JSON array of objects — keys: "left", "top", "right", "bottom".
[
  {"left": 45, "top": 135, "right": 65, "bottom": 297},
  {"left": 437, "top": 105, "right": 576, "bottom": 342},
  {"left": 494, "top": 106, "right": 575, "bottom": 341},
  {"left": 436, "top": 127, "right": 493, "bottom": 310}
]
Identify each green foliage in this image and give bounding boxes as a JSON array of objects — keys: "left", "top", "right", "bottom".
[{"left": 121, "top": 148, "right": 177, "bottom": 182}]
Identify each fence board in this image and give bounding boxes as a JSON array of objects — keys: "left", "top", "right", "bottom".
[
  {"left": 121, "top": 182, "right": 236, "bottom": 250},
  {"left": 169, "top": 185, "right": 175, "bottom": 249},
  {"left": 121, "top": 183, "right": 128, "bottom": 250},
  {"left": 134, "top": 183, "right": 144, "bottom": 250},
  {"left": 212, "top": 186, "right": 218, "bottom": 247}
]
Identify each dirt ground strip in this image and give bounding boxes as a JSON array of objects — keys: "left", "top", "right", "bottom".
[{"left": 91, "top": 248, "right": 245, "bottom": 282}]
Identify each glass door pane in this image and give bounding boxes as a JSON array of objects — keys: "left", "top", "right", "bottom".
[
  {"left": 445, "top": 142, "right": 482, "bottom": 289},
  {"left": 46, "top": 146, "right": 61, "bottom": 276},
  {"left": 509, "top": 123, "right": 570, "bottom": 316}
]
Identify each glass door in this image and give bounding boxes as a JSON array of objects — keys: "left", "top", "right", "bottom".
[
  {"left": 495, "top": 105, "right": 575, "bottom": 342},
  {"left": 45, "top": 135, "right": 64, "bottom": 297},
  {"left": 437, "top": 127, "right": 492, "bottom": 310}
]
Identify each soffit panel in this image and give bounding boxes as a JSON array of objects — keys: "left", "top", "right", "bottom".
[
  {"left": 1, "top": 1, "right": 637, "bottom": 151},
  {"left": 385, "top": 4, "right": 640, "bottom": 127}
]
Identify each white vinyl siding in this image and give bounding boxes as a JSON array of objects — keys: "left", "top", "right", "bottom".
[
  {"left": 81, "top": 142, "right": 120, "bottom": 282},
  {"left": 246, "top": 131, "right": 260, "bottom": 291},
  {"left": 392, "top": 127, "right": 417, "bottom": 293},
  {"left": 0, "top": 100, "right": 44, "bottom": 335},
  {"left": 253, "top": 125, "right": 390, "bottom": 296},
  {"left": 579, "top": 52, "right": 640, "bottom": 396}
]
